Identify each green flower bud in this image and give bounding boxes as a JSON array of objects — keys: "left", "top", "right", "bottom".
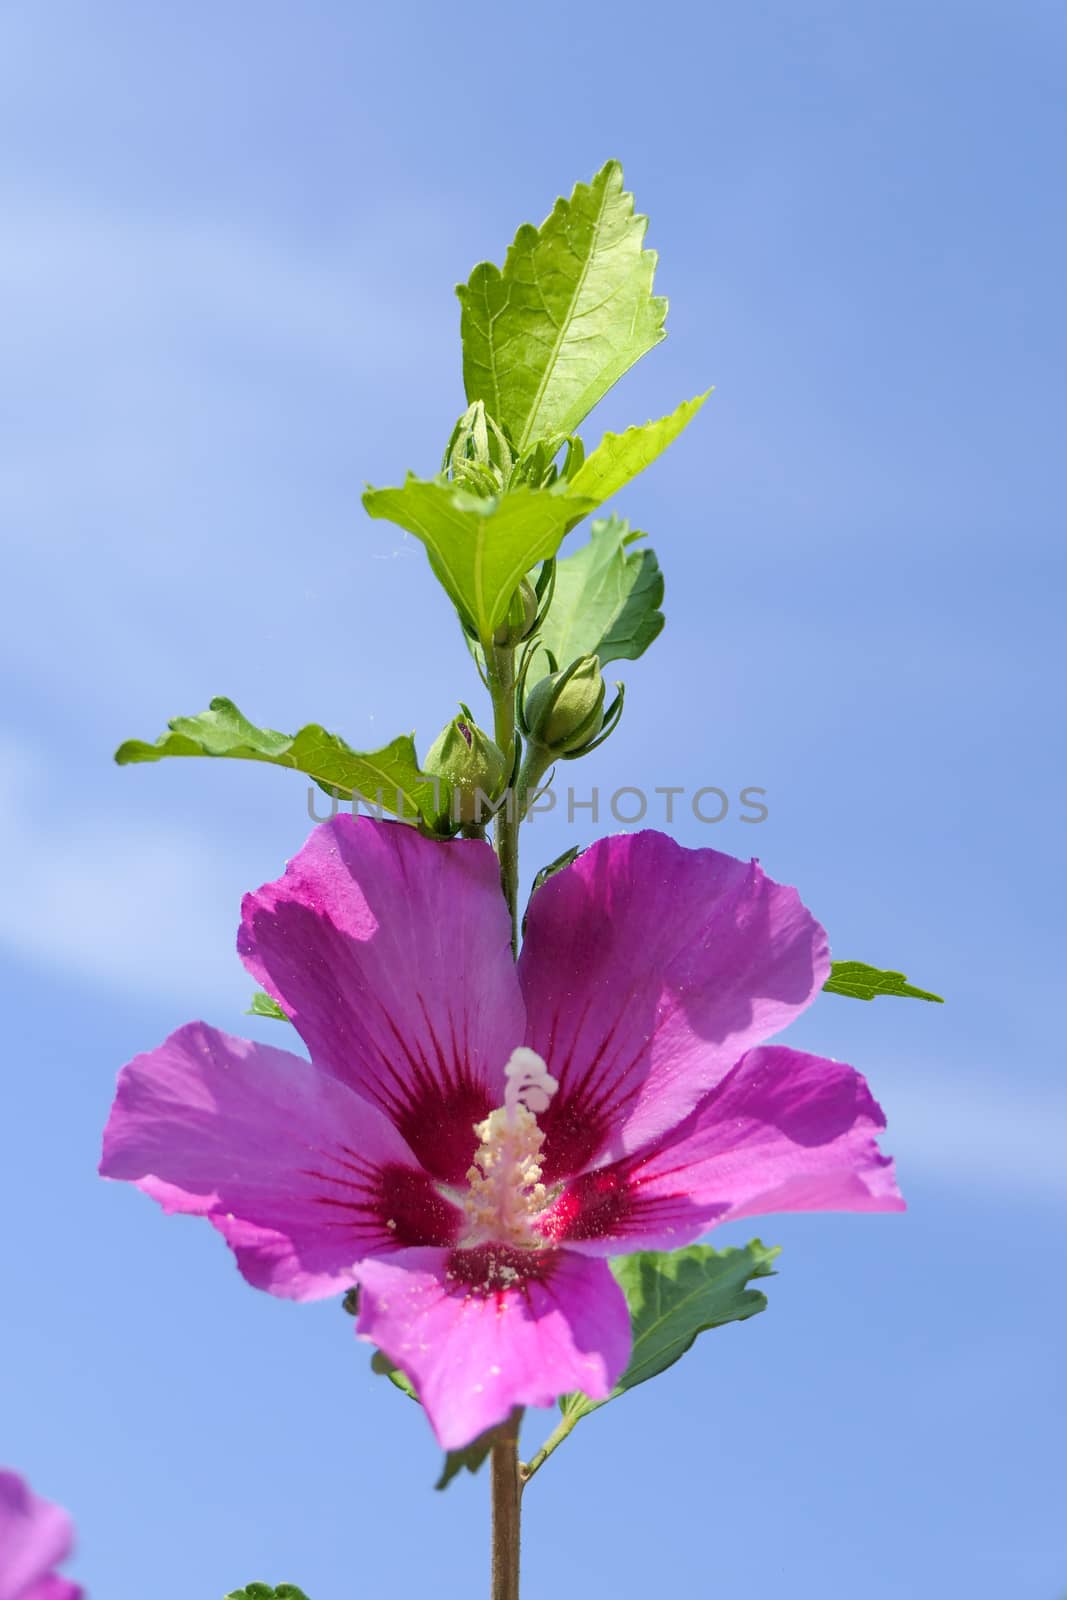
[
  {"left": 443, "top": 400, "right": 513, "bottom": 495},
  {"left": 424, "top": 710, "right": 508, "bottom": 826},
  {"left": 523, "top": 655, "right": 606, "bottom": 755},
  {"left": 492, "top": 580, "right": 538, "bottom": 647}
]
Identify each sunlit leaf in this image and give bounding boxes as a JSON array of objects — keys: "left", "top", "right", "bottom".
[
  {"left": 457, "top": 160, "right": 666, "bottom": 449},
  {"left": 116, "top": 697, "right": 446, "bottom": 828},
  {"left": 247, "top": 992, "right": 289, "bottom": 1022},
  {"left": 569, "top": 393, "right": 709, "bottom": 505},
  {"left": 362, "top": 479, "right": 594, "bottom": 645}
]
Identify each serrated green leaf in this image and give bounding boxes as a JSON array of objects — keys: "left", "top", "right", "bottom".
[
  {"left": 224, "top": 1587, "right": 310, "bottom": 1599},
  {"left": 569, "top": 393, "right": 709, "bottom": 505},
  {"left": 824, "top": 961, "right": 944, "bottom": 1003},
  {"left": 362, "top": 479, "right": 595, "bottom": 645},
  {"left": 531, "top": 515, "right": 664, "bottom": 678},
  {"left": 457, "top": 160, "right": 667, "bottom": 450},
  {"left": 247, "top": 991, "right": 289, "bottom": 1022},
  {"left": 560, "top": 1240, "right": 779, "bottom": 1425},
  {"left": 115, "top": 697, "right": 446, "bottom": 828}
]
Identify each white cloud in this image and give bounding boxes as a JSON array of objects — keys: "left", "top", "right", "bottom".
[
  {"left": 0, "top": 194, "right": 433, "bottom": 370},
  {"left": 0, "top": 737, "right": 257, "bottom": 1006},
  {"left": 883, "top": 1066, "right": 1067, "bottom": 1204}
]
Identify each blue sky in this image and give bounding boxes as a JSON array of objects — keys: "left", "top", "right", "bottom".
[{"left": 2, "top": 1, "right": 1065, "bottom": 1595}]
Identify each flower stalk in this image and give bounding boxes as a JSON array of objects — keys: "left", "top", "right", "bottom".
[
  {"left": 487, "top": 641, "right": 521, "bottom": 956},
  {"left": 486, "top": 642, "right": 524, "bottom": 1591},
  {"left": 490, "top": 1410, "right": 523, "bottom": 1600}
]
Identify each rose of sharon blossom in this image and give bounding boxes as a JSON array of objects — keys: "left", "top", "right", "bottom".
[
  {"left": 101, "top": 819, "right": 902, "bottom": 1448},
  {"left": 0, "top": 1471, "right": 82, "bottom": 1600}
]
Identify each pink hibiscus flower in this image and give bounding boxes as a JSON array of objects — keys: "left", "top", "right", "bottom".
[
  {"left": 0, "top": 1471, "right": 82, "bottom": 1600},
  {"left": 101, "top": 819, "right": 902, "bottom": 1449}
]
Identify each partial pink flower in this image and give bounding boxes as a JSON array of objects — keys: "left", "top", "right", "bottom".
[
  {"left": 0, "top": 1471, "right": 82, "bottom": 1600},
  {"left": 101, "top": 818, "right": 902, "bottom": 1448}
]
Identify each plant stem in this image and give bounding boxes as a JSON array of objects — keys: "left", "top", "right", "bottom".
[
  {"left": 514, "top": 742, "right": 554, "bottom": 825},
  {"left": 490, "top": 1410, "right": 523, "bottom": 1600},
  {"left": 485, "top": 645, "right": 524, "bottom": 1594},
  {"left": 487, "top": 642, "right": 520, "bottom": 955}
]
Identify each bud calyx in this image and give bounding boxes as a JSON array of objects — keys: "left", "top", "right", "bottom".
[{"left": 424, "top": 709, "right": 508, "bottom": 826}]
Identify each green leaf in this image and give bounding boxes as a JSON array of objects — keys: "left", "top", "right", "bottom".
[
  {"left": 434, "top": 1429, "right": 498, "bottom": 1492},
  {"left": 370, "top": 1348, "right": 418, "bottom": 1402},
  {"left": 224, "top": 1588, "right": 310, "bottom": 1599},
  {"left": 247, "top": 991, "right": 289, "bottom": 1022},
  {"left": 362, "top": 479, "right": 595, "bottom": 645},
  {"left": 531, "top": 844, "right": 581, "bottom": 895},
  {"left": 115, "top": 697, "right": 446, "bottom": 828},
  {"left": 531, "top": 515, "right": 664, "bottom": 677},
  {"left": 457, "top": 159, "right": 667, "bottom": 450},
  {"left": 569, "top": 393, "right": 710, "bottom": 505},
  {"left": 824, "top": 961, "right": 944, "bottom": 1003},
  {"left": 522, "top": 845, "right": 581, "bottom": 937},
  {"left": 560, "top": 1240, "right": 779, "bottom": 1425}
]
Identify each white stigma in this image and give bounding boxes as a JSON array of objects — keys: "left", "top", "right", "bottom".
[
  {"left": 462, "top": 1048, "right": 559, "bottom": 1246},
  {"left": 503, "top": 1045, "right": 559, "bottom": 1119}
]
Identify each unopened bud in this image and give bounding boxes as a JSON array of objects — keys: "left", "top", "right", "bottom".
[
  {"left": 424, "top": 711, "right": 508, "bottom": 825},
  {"left": 492, "top": 580, "right": 538, "bottom": 647},
  {"left": 523, "top": 655, "right": 606, "bottom": 756}
]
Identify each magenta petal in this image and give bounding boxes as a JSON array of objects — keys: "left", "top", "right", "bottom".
[
  {"left": 354, "top": 1246, "right": 631, "bottom": 1449},
  {"left": 100, "top": 1022, "right": 462, "bottom": 1298},
  {"left": 209, "top": 1216, "right": 364, "bottom": 1301},
  {"left": 0, "top": 1471, "right": 80, "bottom": 1600},
  {"left": 138, "top": 1173, "right": 358, "bottom": 1303},
  {"left": 238, "top": 816, "right": 526, "bottom": 1182},
  {"left": 519, "top": 831, "right": 830, "bottom": 1180},
  {"left": 545, "top": 1045, "right": 903, "bottom": 1252}
]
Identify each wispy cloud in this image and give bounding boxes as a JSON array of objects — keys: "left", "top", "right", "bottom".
[
  {"left": 0, "top": 193, "right": 434, "bottom": 371},
  {"left": 0, "top": 737, "right": 257, "bottom": 1007},
  {"left": 0, "top": 191, "right": 446, "bottom": 726},
  {"left": 883, "top": 1066, "right": 1067, "bottom": 1204}
]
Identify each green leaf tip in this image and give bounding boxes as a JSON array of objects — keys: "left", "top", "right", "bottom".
[
  {"left": 370, "top": 1347, "right": 418, "bottom": 1401},
  {"left": 569, "top": 392, "right": 711, "bottom": 506},
  {"left": 825, "top": 961, "right": 944, "bottom": 1003},
  {"left": 247, "top": 991, "right": 289, "bottom": 1022},
  {"left": 457, "top": 160, "right": 667, "bottom": 450},
  {"left": 115, "top": 697, "right": 448, "bottom": 830}
]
